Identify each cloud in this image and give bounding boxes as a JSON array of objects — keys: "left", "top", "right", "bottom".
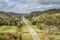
[{"left": 0, "top": 0, "right": 60, "bottom": 13}]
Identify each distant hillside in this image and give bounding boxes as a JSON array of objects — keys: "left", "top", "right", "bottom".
[
  {"left": 31, "top": 9, "right": 60, "bottom": 13},
  {"left": 25, "top": 9, "right": 60, "bottom": 19},
  {"left": 0, "top": 11, "right": 23, "bottom": 17},
  {"left": 30, "top": 9, "right": 60, "bottom": 16}
]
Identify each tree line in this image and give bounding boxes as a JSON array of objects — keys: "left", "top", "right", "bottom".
[
  {"left": 25, "top": 9, "right": 60, "bottom": 31},
  {"left": 0, "top": 11, "right": 23, "bottom": 40}
]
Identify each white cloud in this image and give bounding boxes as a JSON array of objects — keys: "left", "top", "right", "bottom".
[
  {"left": 0, "top": 4, "right": 3, "bottom": 7},
  {"left": 5, "top": 0, "right": 10, "bottom": 2},
  {"left": 0, "top": 0, "right": 10, "bottom": 2},
  {"left": 0, "top": 0, "right": 60, "bottom": 13}
]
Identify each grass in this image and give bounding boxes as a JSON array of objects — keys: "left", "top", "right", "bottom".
[
  {"left": 0, "top": 26, "right": 17, "bottom": 32},
  {"left": 22, "top": 33, "right": 33, "bottom": 40},
  {"left": 22, "top": 24, "right": 33, "bottom": 40},
  {"left": 55, "top": 32, "right": 60, "bottom": 40},
  {"left": 55, "top": 35, "right": 60, "bottom": 40},
  {"left": 22, "top": 25, "right": 29, "bottom": 32},
  {"left": 0, "top": 25, "right": 33, "bottom": 40}
]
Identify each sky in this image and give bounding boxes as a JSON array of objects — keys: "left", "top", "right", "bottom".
[{"left": 0, "top": 0, "right": 60, "bottom": 13}]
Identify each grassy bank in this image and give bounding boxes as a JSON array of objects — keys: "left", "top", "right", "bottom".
[{"left": 22, "top": 24, "right": 33, "bottom": 40}]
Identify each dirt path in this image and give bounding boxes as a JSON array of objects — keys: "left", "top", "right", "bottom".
[{"left": 22, "top": 17, "right": 40, "bottom": 40}]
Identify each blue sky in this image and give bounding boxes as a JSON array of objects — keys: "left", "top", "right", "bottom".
[{"left": 0, "top": 0, "right": 60, "bottom": 13}]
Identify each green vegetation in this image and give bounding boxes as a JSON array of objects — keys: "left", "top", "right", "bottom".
[
  {"left": 22, "top": 24, "right": 33, "bottom": 40},
  {"left": 0, "top": 9, "right": 60, "bottom": 40},
  {"left": 22, "top": 33, "right": 33, "bottom": 40},
  {"left": 0, "top": 12, "right": 23, "bottom": 40},
  {"left": 25, "top": 9, "right": 60, "bottom": 40},
  {"left": 0, "top": 26, "right": 16, "bottom": 32},
  {"left": 30, "top": 23, "right": 60, "bottom": 40},
  {"left": 22, "top": 25, "right": 29, "bottom": 32}
]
